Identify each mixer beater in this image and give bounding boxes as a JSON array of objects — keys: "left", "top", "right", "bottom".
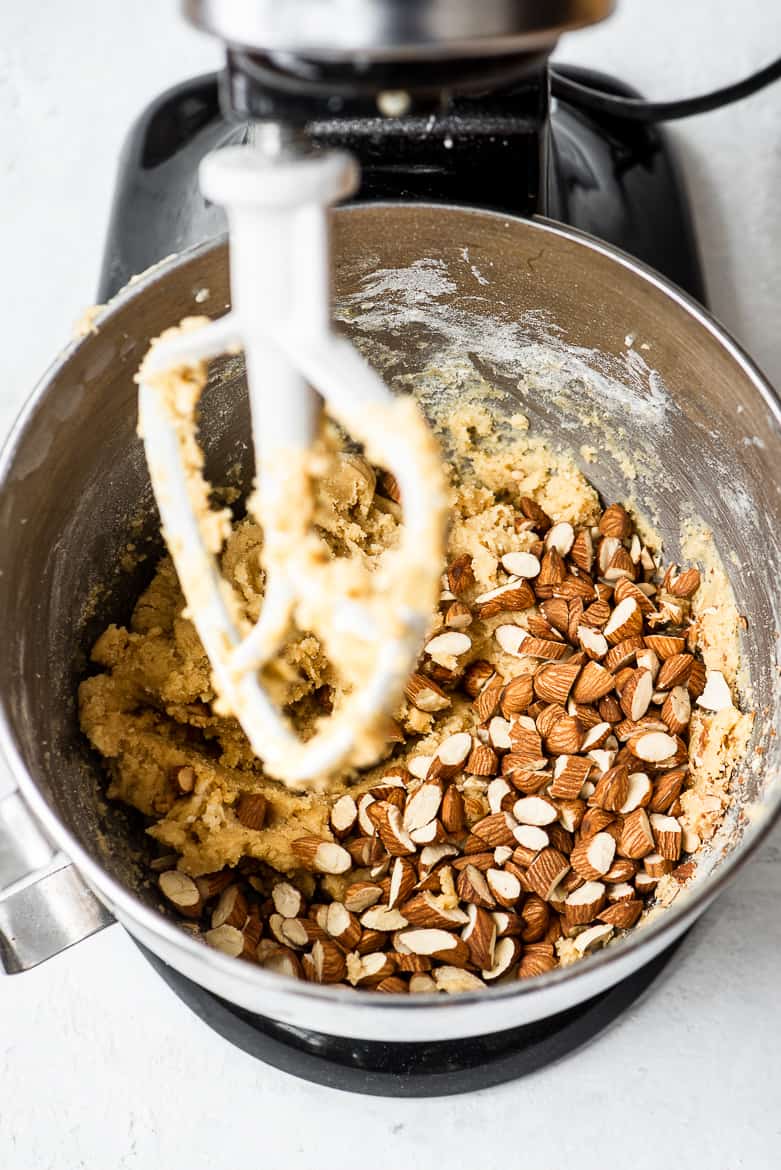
[
  {"left": 138, "top": 133, "right": 448, "bottom": 786},
  {"left": 137, "top": 0, "right": 614, "bottom": 786}
]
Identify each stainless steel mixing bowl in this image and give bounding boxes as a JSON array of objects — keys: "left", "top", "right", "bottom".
[{"left": 1, "top": 205, "right": 779, "bottom": 1040}]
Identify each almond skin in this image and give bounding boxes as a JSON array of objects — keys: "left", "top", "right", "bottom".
[
  {"left": 572, "top": 661, "right": 615, "bottom": 703},
  {"left": 534, "top": 661, "right": 581, "bottom": 704},
  {"left": 135, "top": 486, "right": 726, "bottom": 995},
  {"left": 599, "top": 503, "right": 633, "bottom": 539}
]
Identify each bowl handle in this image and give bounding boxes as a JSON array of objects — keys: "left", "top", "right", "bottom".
[{"left": 0, "top": 792, "right": 114, "bottom": 973}]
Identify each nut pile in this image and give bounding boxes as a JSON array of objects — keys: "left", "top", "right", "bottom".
[{"left": 158, "top": 498, "right": 724, "bottom": 993}]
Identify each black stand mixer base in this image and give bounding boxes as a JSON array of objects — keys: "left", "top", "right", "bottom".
[{"left": 139, "top": 937, "right": 684, "bottom": 1096}]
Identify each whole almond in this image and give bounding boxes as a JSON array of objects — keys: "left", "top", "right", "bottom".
[
  {"left": 441, "top": 785, "right": 466, "bottom": 834},
  {"left": 572, "top": 660, "right": 615, "bottom": 703},
  {"left": 667, "top": 566, "right": 701, "bottom": 598},
  {"left": 235, "top": 793, "right": 268, "bottom": 831},
  {"left": 590, "top": 764, "right": 629, "bottom": 812},
  {"left": 599, "top": 503, "right": 633, "bottom": 539},
  {"left": 517, "top": 943, "right": 556, "bottom": 978},
  {"left": 657, "top": 653, "right": 694, "bottom": 690},
  {"left": 526, "top": 848, "right": 571, "bottom": 900},
  {"left": 619, "top": 808, "right": 656, "bottom": 858},
  {"left": 598, "top": 899, "right": 643, "bottom": 929},
  {"left": 519, "top": 496, "right": 552, "bottom": 532},
  {"left": 447, "top": 553, "right": 476, "bottom": 596},
  {"left": 534, "top": 660, "right": 581, "bottom": 704},
  {"left": 545, "top": 714, "right": 583, "bottom": 754},
  {"left": 500, "top": 673, "right": 535, "bottom": 715},
  {"left": 570, "top": 527, "right": 594, "bottom": 572},
  {"left": 465, "top": 743, "right": 499, "bottom": 776},
  {"left": 649, "top": 768, "right": 687, "bottom": 814},
  {"left": 473, "top": 677, "right": 504, "bottom": 722}
]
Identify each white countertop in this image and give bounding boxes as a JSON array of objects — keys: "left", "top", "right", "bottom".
[{"left": 1, "top": 2, "right": 779, "bottom": 1166}]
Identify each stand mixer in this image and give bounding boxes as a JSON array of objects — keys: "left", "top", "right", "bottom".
[
  {"left": 6, "top": 0, "right": 781, "bottom": 1099},
  {"left": 137, "top": 0, "right": 616, "bottom": 787}
]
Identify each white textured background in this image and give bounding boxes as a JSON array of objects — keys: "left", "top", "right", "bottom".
[{"left": 1, "top": 2, "right": 780, "bottom": 1167}]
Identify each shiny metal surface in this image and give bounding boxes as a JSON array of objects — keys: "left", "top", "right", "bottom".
[
  {"left": 0, "top": 790, "right": 113, "bottom": 973},
  {"left": 0, "top": 792, "right": 53, "bottom": 889},
  {"left": 0, "top": 864, "right": 114, "bottom": 974},
  {"left": 183, "top": 0, "right": 614, "bottom": 60},
  {"left": 1, "top": 205, "right": 779, "bottom": 1038}
]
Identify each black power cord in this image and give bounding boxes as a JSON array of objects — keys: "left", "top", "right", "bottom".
[{"left": 551, "top": 54, "right": 781, "bottom": 121}]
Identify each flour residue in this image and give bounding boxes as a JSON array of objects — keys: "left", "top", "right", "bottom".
[
  {"left": 355, "top": 258, "right": 457, "bottom": 308},
  {"left": 460, "top": 246, "right": 490, "bottom": 287},
  {"left": 337, "top": 259, "right": 675, "bottom": 433}
]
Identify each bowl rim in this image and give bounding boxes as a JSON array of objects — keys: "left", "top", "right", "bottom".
[{"left": 1, "top": 201, "right": 779, "bottom": 1011}]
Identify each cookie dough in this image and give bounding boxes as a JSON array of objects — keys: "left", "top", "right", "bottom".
[{"left": 79, "top": 406, "right": 751, "bottom": 908}]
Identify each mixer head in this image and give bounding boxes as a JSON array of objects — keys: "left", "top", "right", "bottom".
[{"left": 184, "top": 0, "right": 615, "bottom": 118}]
